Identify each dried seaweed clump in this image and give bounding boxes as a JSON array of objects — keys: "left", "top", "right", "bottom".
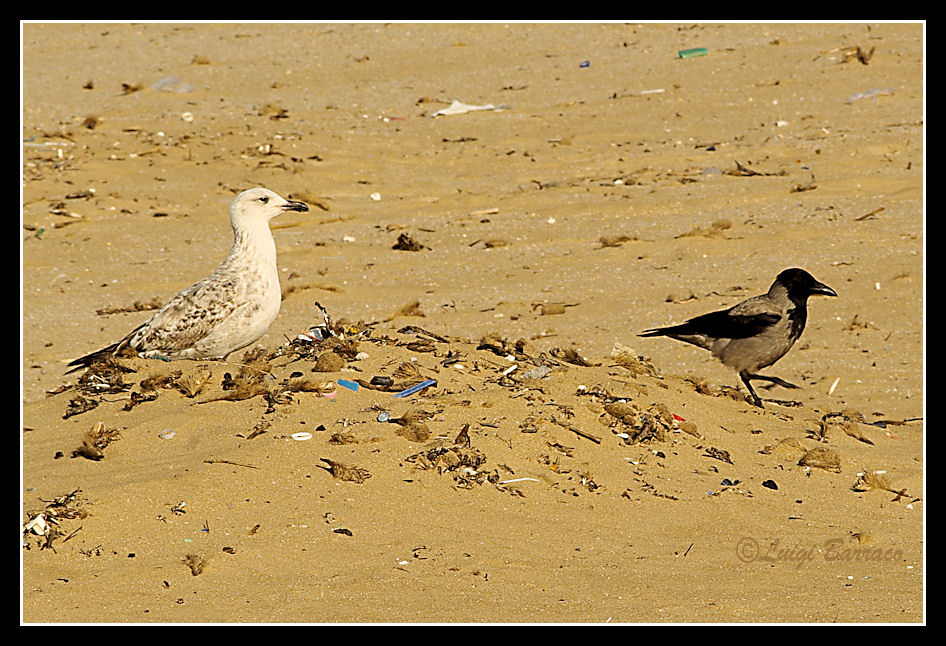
[
  {"left": 73, "top": 422, "right": 121, "bottom": 460},
  {"left": 605, "top": 401, "right": 678, "bottom": 444},
  {"left": 23, "top": 488, "right": 88, "bottom": 550},
  {"left": 405, "top": 444, "right": 494, "bottom": 488},
  {"left": 609, "top": 343, "right": 660, "bottom": 378}
]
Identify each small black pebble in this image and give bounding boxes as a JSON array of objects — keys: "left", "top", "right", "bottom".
[{"left": 762, "top": 479, "right": 778, "bottom": 490}]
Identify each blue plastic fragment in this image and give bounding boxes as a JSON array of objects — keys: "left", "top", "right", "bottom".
[
  {"left": 392, "top": 378, "right": 437, "bottom": 398},
  {"left": 337, "top": 379, "right": 359, "bottom": 392}
]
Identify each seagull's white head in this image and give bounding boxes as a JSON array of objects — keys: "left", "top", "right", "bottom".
[{"left": 230, "top": 187, "right": 309, "bottom": 229}]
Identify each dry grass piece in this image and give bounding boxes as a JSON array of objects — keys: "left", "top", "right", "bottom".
[
  {"left": 852, "top": 470, "right": 909, "bottom": 501},
  {"left": 799, "top": 447, "right": 842, "bottom": 473}
]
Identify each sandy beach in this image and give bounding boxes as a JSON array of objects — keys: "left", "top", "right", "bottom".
[{"left": 21, "top": 22, "right": 924, "bottom": 623}]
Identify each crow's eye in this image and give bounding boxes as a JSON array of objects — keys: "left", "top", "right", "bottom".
[{"left": 259, "top": 196, "right": 269, "bottom": 203}]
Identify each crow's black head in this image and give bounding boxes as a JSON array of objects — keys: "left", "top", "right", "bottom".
[{"left": 775, "top": 268, "right": 838, "bottom": 300}]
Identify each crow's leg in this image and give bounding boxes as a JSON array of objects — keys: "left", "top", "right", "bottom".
[
  {"left": 745, "top": 373, "right": 800, "bottom": 390},
  {"left": 739, "top": 371, "right": 764, "bottom": 408}
]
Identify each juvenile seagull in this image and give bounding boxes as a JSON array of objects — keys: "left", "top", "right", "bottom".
[
  {"left": 66, "top": 188, "right": 308, "bottom": 373},
  {"left": 639, "top": 268, "right": 837, "bottom": 407}
]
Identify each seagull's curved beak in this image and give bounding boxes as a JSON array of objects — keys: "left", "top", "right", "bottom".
[{"left": 282, "top": 200, "right": 309, "bottom": 213}]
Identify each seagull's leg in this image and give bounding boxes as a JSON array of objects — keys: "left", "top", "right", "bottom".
[
  {"left": 739, "top": 371, "right": 765, "bottom": 408},
  {"left": 745, "top": 373, "right": 800, "bottom": 390}
]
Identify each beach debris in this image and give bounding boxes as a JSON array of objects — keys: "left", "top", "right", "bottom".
[
  {"left": 23, "top": 488, "right": 88, "bottom": 550},
  {"left": 815, "top": 411, "right": 875, "bottom": 445},
  {"left": 319, "top": 458, "right": 371, "bottom": 483},
  {"left": 388, "top": 409, "right": 433, "bottom": 441},
  {"left": 404, "top": 426, "right": 494, "bottom": 488},
  {"left": 182, "top": 554, "right": 207, "bottom": 576},
  {"left": 204, "top": 458, "right": 258, "bottom": 469},
  {"left": 677, "top": 47, "right": 708, "bottom": 59},
  {"left": 846, "top": 88, "right": 894, "bottom": 104},
  {"left": 313, "top": 351, "right": 345, "bottom": 372},
  {"left": 724, "top": 161, "right": 785, "bottom": 177},
  {"left": 852, "top": 470, "right": 910, "bottom": 501},
  {"left": 609, "top": 343, "right": 660, "bottom": 378},
  {"left": 431, "top": 100, "right": 510, "bottom": 117},
  {"left": 151, "top": 76, "right": 194, "bottom": 93},
  {"left": 704, "top": 447, "right": 734, "bottom": 465},
  {"left": 762, "top": 479, "right": 779, "bottom": 490},
  {"left": 291, "top": 432, "right": 313, "bottom": 441},
  {"left": 799, "top": 447, "right": 842, "bottom": 473},
  {"left": 139, "top": 370, "right": 183, "bottom": 392},
  {"left": 550, "top": 347, "right": 598, "bottom": 367},
  {"left": 393, "top": 378, "right": 437, "bottom": 399},
  {"left": 760, "top": 437, "right": 807, "bottom": 459},
  {"left": 519, "top": 365, "right": 551, "bottom": 380},
  {"left": 550, "top": 416, "right": 601, "bottom": 444},
  {"left": 63, "top": 395, "right": 100, "bottom": 419},
  {"left": 73, "top": 422, "right": 121, "bottom": 461},
  {"left": 392, "top": 232, "right": 427, "bottom": 251},
  {"left": 597, "top": 234, "right": 638, "bottom": 248},
  {"left": 605, "top": 401, "right": 679, "bottom": 445},
  {"left": 174, "top": 365, "right": 213, "bottom": 398},
  {"left": 158, "top": 429, "right": 176, "bottom": 440}
]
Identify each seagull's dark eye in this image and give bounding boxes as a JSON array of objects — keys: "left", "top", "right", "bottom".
[{"left": 258, "top": 196, "right": 269, "bottom": 204}]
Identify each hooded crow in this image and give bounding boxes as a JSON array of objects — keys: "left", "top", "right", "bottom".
[{"left": 639, "top": 268, "right": 837, "bottom": 407}]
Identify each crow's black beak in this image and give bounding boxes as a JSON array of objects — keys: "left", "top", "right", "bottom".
[
  {"left": 282, "top": 200, "right": 309, "bottom": 213},
  {"left": 811, "top": 281, "right": 838, "bottom": 297}
]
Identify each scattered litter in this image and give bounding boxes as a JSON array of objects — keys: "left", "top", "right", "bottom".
[
  {"left": 827, "top": 377, "right": 841, "bottom": 396},
  {"left": 519, "top": 365, "right": 551, "bottom": 380},
  {"left": 393, "top": 378, "right": 437, "bottom": 398},
  {"left": 291, "top": 432, "right": 313, "bottom": 441},
  {"left": 499, "top": 477, "right": 540, "bottom": 484},
  {"left": 337, "top": 379, "right": 359, "bottom": 392},
  {"left": 151, "top": 76, "right": 194, "bottom": 93},
  {"left": 677, "top": 47, "right": 708, "bottom": 59},
  {"left": 25, "top": 513, "right": 48, "bottom": 536},
  {"left": 846, "top": 88, "right": 894, "bottom": 104},
  {"left": 369, "top": 192, "right": 381, "bottom": 201},
  {"left": 377, "top": 411, "right": 392, "bottom": 423},
  {"left": 158, "top": 429, "right": 176, "bottom": 440},
  {"left": 432, "top": 100, "right": 511, "bottom": 117},
  {"left": 579, "top": 60, "right": 590, "bottom": 68}
]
